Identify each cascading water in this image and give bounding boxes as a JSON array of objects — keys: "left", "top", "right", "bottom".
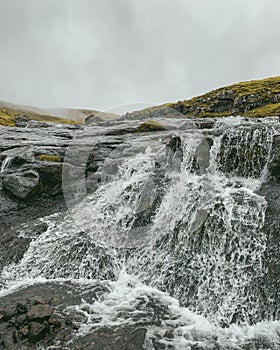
[
  {"left": 0, "top": 156, "right": 12, "bottom": 173},
  {"left": 1, "top": 117, "right": 279, "bottom": 349}
]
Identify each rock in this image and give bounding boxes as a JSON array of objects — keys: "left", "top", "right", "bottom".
[
  {"left": 166, "top": 136, "right": 183, "bottom": 171},
  {"left": 2, "top": 169, "right": 40, "bottom": 199},
  {"left": 14, "top": 114, "right": 30, "bottom": 128},
  {"left": 0, "top": 220, "right": 49, "bottom": 273},
  {"left": 217, "top": 89, "right": 235, "bottom": 100},
  {"left": 272, "top": 93, "right": 280, "bottom": 103},
  {"left": 267, "top": 135, "right": 280, "bottom": 178},
  {"left": 19, "top": 326, "right": 29, "bottom": 337},
  {"left": 28, "top": 322, "right": 47, "bottom": 342},
  {"left": 38, "top": 163, "right": 62, "bottom": 195},
  {"left": 16, "top": 303, "right": 27, "bottom": 314},
  {"left": 16, "top": 314, "right": 27, "bottom": 327},
  {"left": 27, "top": 304, "right": 53, "bottom": 321},
  {"left": 193, "top": 139, "right": 210, "bottom": 174},
  {"left": 1, "top": 328, "right": 15, "bottom": 348},
  {"left": 74, "top": 325, "right": 147, "bottom": 350},
  {"left": 33, "top": 297, "right": 45, "bottom": 305},
  {"left": 136, "top": 180, "right": 157, "bottom": 213},
  {"left": 48, "top": 316, "right": 61, "bottom": 327},
  {"left": 137, "top": 120, "right": 166, "bottom": 132},
  {"left": 0, "top": 305, "right": 16, "bottom": 322}
]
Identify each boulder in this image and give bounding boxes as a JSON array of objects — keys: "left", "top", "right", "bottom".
[
  {"left": 14, "top": 114, "right": 30, "bottom": 128},
  {"left": 267, "top": 135, "right": 280, "bottom": 178},
  {"left": 217, "top": 89, "right": 235, "bottom": 100},
  {"left": 2, "top": 170, "right": 40, "bottom": 199},
  {"left": 27, "top": 304, "right": 53, "bottom": 321},
  {"left": 28, "top": 322, "right": 47, "bottom": 342}
]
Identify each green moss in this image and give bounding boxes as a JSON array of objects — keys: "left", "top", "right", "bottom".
[
  {"left": 37, "top": 155, "right": 62, "bottom": 163},
  {"left": 167, "top": 76, "right": 280, "bottom": 118},
  {"left": 31, "top": 114, "right": 82, "bottom": 125},
  {"left": 137, "top": 120, "right": 166, "bottom": 132},
  {"left": 244, "top": 102, "right": 280, "bottom": 117},
  {"left": 187, "top": 76, "right": 280, "bottom": 105},
  {"left": 0, "top": 106, "right": 82, "bottom": 127},
  {"left": 0, "top": 110, "right": 16, "bottom": 127}
]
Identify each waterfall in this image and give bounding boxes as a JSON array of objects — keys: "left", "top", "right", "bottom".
[
  {"left": 0, "top": 156, "right": 12, "bottom": 172},
  {"left": 1, "top": 117, "right": 279, "bottom": 349}
]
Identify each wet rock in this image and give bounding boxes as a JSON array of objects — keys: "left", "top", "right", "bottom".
[
  {"left": 14, "top": 115, "right": 30, "bottom": 128},
  {"left": 0, "top": 306, "right": 16, "bottom": 322},
  {"left": 267, "top": 135, "right": 280, "bottom": 178},
  {"left": 74, "top": 326, "right": 147, "bottom": 350},
  {"left": 27, "top": 304, "right": 53, "bottom": 321},
  {"left": 0, "top": 220, "right": 49, "bottom": 272},
  {"left": 137, "top": 120, "right": 166, "bottom": 132},
  {"left": 2, "top": 169, "right": 40, "bottom": 199},
  {"left": 28, "top": 322, "right": 47, "bottom": 342},
  {"left": 16, "top": 314, "right": 26, "bottom": 327},
  {"left": 16, "top": 303, "right": 27, "bottom": 315},
  {"left": 1, "top": 328, "right": 15, "bottom": 348},
  {"left": 193, "top": 139, "right": 210, "bottom": 174}
]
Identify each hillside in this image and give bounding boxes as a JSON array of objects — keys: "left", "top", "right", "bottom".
[
  {"left": 0, "top": 100, "right": 119, "bottom": 127},
  {"left": 122, "top": 76, "right": 280, "bottom": 120},
  {"left": 168, "top": 76, "right": 280, "bottom": 118}
]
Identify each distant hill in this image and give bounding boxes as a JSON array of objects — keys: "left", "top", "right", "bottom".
[
  {"left": 123, "top": 76, "right": 280, "bottom": 120},
  {"left": 0, "top": 100, "right": 119, "bottom": 127}
]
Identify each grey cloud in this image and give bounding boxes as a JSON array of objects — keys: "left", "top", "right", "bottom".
[{"left": 0, "top": 0, "right": 279, "bottom": 111}]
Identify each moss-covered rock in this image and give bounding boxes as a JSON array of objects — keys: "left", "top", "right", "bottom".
[
  {"left": 136, "top": 120, "right": 166, "bottom": 132},
  {"left": 37, "top": 155, "right": 62, "bottom": 163}
]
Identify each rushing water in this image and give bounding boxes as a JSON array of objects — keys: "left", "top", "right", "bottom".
[
  {"left": 1, "top": 117, "right": 280, "bottom": 349},
  {"left": 0, "top": 156, "right": 12, "bottom": 173}
]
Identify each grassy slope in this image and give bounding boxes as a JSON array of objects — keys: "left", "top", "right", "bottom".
[
  {"left": 166, "top": 76, "right": 280, "bottom": 118},
  {"left": 0, "top": 106, "right": 82, "bottom": 127}
]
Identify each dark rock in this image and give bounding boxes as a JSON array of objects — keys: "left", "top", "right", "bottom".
[
  {"left": 2, "top": 169, "right": 40, "bottom": 199},
  {"left": 16, "top": 303, "right": 27, "bottom": 314},
  {"left": 1, "top": 327, "right": 16, "bottom": 348},
  {"left": 0, "top": 305, "right": 16, "bottom": 322},
  {"left": 28, "top": 322, "right": 47, "bottom": 342},
  {"left": 16, "top": 314, "right": 27, "bottom": 327},
  {"left": 0, "top": 220, "right": 49, "bottom": 273},
  {"left": 0, "top": 322, "right": 10, "bottom": 334},
  {"left": 27, "top": 304, "right": 53, "bottom": 321},
  {"left": 48, "top": 316, "right": 61, "bottom": 328},
  {"left": 267, "top": 135, "right": 280, "bottom": 178},
  {"left": 73, "top": 325, "right": 147, "bottom": 350}
]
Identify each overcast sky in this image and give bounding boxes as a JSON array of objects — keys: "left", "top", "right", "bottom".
[{"left": 0, "top": 0, "right": 279, "bottom": 111}]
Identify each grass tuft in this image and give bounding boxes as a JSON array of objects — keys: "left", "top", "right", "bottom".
[{"left": 37, "top": 155, "right": 62, "bottom": 163}]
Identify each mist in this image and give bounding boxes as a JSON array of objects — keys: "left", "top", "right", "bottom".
[{"left": 0, "top": 0, "right": 279, "bottom": 111}]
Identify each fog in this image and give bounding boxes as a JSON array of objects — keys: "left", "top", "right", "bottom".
[{"left": 0, "top": 0, "right": 279, "bottom": 111}]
